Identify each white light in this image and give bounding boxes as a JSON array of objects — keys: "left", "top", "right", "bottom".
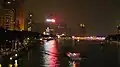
[
  {"left": 10, "top": 57, "right": 12, "bottom": 60},
  {"left": 49, "top": 37, "right": 52, "bottom": 39},
  {"left": 14, "top": 60, "right": 18, "bottom": 67},
  {"left": 15, "top": 60, "right": 17, "bottom": 64},
  {"left": 30, "top": 14, "right": 32, "bottom": 17},
  {"left": 27, "top": 38, "right": 30, "bottom": 40},
  {"left": 40, "top": 38, "right": 42, "bottom": 40},
  {"left": 7, "top": 2, "right": 11, "bottom": 4},
  {"left": 72, "top": 36, "right": 75, "bottom": 39},
  {"left": 73, "top": 53, "right": 76, "bottom": 56},
  {"left": 62, "top": 34, "right": 65, "bottom": 36},
  {"left": 43, "top": 32, "right": 46, "bottom": 35},
  {"left": 46, "top": 19, "right": 55, "bottom": 22},
  {"left": 15, "top": 54, "right": 18, "bottom": 57},
  {"left": 57, "top": 35, "right": 60, "bottom": 38}
]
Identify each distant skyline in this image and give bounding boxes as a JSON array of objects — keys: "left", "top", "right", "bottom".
[{"left": 24, "top": 0, "right": 120, "bottom": 36}]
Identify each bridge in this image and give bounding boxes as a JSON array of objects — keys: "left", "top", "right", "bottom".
[{"left": 57, "top": 35, "right": 105, "bottom": 41}]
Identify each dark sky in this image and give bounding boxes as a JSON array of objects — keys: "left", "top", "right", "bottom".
[{"left": 24, "top": 0, "right": 120, "bottom": 36}]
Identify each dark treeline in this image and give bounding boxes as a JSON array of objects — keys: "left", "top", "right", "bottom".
[{"left": 0, "top": 27, "right": 40, "bottom": 40}]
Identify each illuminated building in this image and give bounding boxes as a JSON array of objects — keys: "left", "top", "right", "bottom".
[
  {"left": 0, "top": 9, "right": 14, "bottom": 30},
  {"left": 0, "top": 0, "right": 25, "bottom": 31},
  {"left": 27, "top": 13, "right": 33, "bottom": 31}
]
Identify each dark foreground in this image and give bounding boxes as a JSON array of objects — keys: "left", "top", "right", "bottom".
[{"left": 1, "top": 39, "right": 119, "bottom": 67}]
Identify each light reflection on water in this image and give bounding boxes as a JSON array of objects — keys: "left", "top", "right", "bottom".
[
  {"left": 6, "top": 39, "right": 81, "bottom": 67},
  {"left": 43, "top": 40, "right": 80, "bottom": 67},
  {"left": 43, "top": 40, "right": 59, "bottom": 67}
]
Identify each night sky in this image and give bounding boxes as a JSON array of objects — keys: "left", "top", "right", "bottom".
[{"left": 24, "top": 0, "right": 120, "bottom": 36}]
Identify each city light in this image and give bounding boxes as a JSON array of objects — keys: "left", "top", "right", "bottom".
[
  {"left": 73, "top": 61, "right": 76, "bottom": 67},
  {"left": 28, "top": 27, "right": 31, "bottom": 31},
  {"left": 57, "top": 35, "right": 61, "bottom": 38},
  {"left": 62, "top": 33, "right": 65, "bottom": 36},
  {"left": 0, "top": 64, "right": 1, "bottom": 67},
  {"left": 27, "top": 38, "right": 30, "bottom": 40},
  {"left": 80, "top": 24, "right": 85, "bottom": 28},
  {"left": 10, "top": 57, "right": 12, "bottom": 60},
  {"left": 72, "top": 36, "right": 75, "bottom": 39},
  {"left": 46, "top": 19, "right": 55, "bottom": 23},
  {"left": 7, "top": 2, "right": 11, "bottom": 4},
  {"left": 15, "top": 54, "right": 18, "bottom": 57},
  {"left": 40, "top": 38, "right": 42, "bottom": 40},
  {"left": 14, "top": 60, "right": 18, "bottom": 67},
  {"left": 9, "top": 64, "right": 13, "bottom": 67},
  {"left": 43, "top": 32, "right": 46, "bottom": 35},
  {"left": 29, "top": 14, "right": 32, "bottom": 17}
]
